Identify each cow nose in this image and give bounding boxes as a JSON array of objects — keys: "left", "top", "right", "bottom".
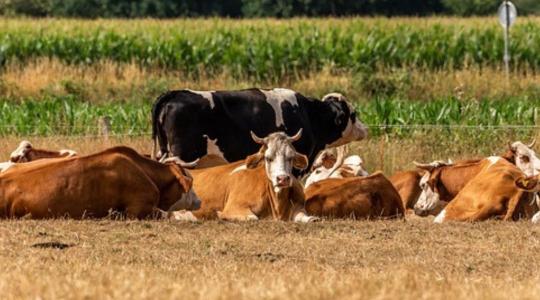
[
  {"left": 276, "top": 175, "right": 291, "bottom": 186},
  {"left": 192, "top": 199, "right": 201, "bottom": 210},
  {"left": 414, "top": 207, "right": 428, "bottom": 217}
]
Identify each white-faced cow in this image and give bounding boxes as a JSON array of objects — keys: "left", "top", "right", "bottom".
[
  {"left": 180, "top": 130, "right": 318, "bottom": 222},
  {"left": 0, "top": 141, "right": 77, "bottom": 173},
  {"left": 151, "top": 88, "right": 368, "bottom": 171},
  {"left": 304, "top": 146, "right": 369, "bottom": 188}
]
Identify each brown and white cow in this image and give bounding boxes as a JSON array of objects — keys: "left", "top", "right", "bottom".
[
  {"left": 433, "top": 157, "right": 536, "bottom": 223},
  {"left": 0, "top": 146, "right": 200, "bottom": 219},
  {"left": 413, "top": 140, "right": 540, "bottom": 217},
  {"left": 303, "top": 171, "right": 404, "bottom": 219},
  {"left": 0, "top": 141, "right": 77, "bottom": 173},
  {"left": 9, "top": 140, "right": 77, "bottom": 163},
  {"left": 184, "top": 130, "right": 317, "bottom": 222},
  {"left": 304, "top": 146, "right": 369, "bottom": 188},
  {"left": 389, "top": 170, "right": 424, "bottom": 214}
]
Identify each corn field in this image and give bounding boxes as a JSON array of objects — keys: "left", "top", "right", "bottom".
[{"left": 2, "top": 18, "right": 540, "bottom": 80}]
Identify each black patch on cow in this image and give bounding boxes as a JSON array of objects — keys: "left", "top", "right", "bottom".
[{"left": 151, "top": 88, "right": 361, "bottom": 171}]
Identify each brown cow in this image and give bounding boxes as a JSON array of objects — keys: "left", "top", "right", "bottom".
[
  {"left": 303, "top": 171, "right": 404, "bottom": 219},
  {"left": 413, "top": 141, "right": 540, "bottom": 216},
  {"left": 433, "top": 157, "right": 536, "bottom": 222},
  {"left": 389, "top": 170, "right": 423, "bottom": 214},
  {"left": 9, "top": 140, "right": 77, "bottom": 163},
  {"left": 0, "top": 146, "right": 200, "bottom": 219},
  {"left": 0, "top": 141, "right": 77, "bottom": 173},
  {"left": 184, "top": 130, "right": 317, "bottom": 222}
]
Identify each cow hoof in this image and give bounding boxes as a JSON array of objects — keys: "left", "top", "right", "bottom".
[
  {"left": 296, "top": 215, "right": 319, "bottom": 223},
  {"left": 246, "top": 215, "right": 259, "bottom": 221},
  {"left": 305, "top": 216, "right": 320, "bottom": 223},
  {"left": 169, "top": 210, "right": 197, "bottom": 221},
  {"left": 532, "top": 212, "right": 540, "bottom": 224}
]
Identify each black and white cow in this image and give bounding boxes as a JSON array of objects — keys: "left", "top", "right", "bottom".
[{"left": 151, "top": 88, "right": 368, "bottom": 170}]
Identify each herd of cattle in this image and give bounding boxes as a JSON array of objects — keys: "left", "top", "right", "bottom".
[{"left": 1, "top": 88, "right": 540, "bottom": 223}]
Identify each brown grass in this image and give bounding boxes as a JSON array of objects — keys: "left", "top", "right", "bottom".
[
  {"left": 2, "top": 59, "right": 540, "bottom": 103},
  {"left": 1, "top": 219, "right": 539, "bottom": 299}
]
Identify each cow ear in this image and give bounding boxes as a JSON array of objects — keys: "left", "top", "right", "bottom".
[
  {"left": 293, "top": 153, "right": 309, "bottom": 171},
  {"left": 168, "top": 164, "right": 193, "bottom": 192},
  {"left": 515, "top": 176, "right": 538, "bottom": 191},
  {"left": 245, "top": 152, "right": 264, "bottom": 169}
]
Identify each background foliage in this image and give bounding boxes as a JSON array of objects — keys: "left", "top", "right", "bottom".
[{"left": 0, "top": 0, "right": 539, "bottom": 18}]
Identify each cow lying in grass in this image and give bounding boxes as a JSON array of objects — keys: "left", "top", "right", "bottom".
[
  {"left": 182, "top": 130, "right": 318, "bottom": 222},
  {"left": 432, "top": 157, "right": 536, "bottom": 222},
  {"left": 302, "top": 147, "right": 404, "bottom": 219},
  {"left": 415, "top": 142, "right": 540, "bottom": 221},
  {"left": 0, "top": 146, "right": 200, "bottom": 219},
  {"left": 0, "top": 141, "right": 77, "bottom": 173}
]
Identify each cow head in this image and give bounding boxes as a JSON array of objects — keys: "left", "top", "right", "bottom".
[
  {"left": 246, "top": 130, "right": 308, "bottom": 192},
  {"left": 9, "top": 141, "right": 33, "bottom": 162},
  {"left": 161, "top": 157, "right": 202, "bottom": 211},
  {"left": 507, "top": 140, "right": 540, "bottom": 176},
  {"left": 304, "top": 146, "right": 369, "bottom": 188},
  {"left": 413, "top": 160, "right": 451, "bottom": 216},
  {"left": 323, "top": 93, "right": 368, "bottom": 147}
]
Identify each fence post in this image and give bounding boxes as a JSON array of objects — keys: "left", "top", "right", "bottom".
[{"left": 99, "top": 116, "right": 111, "bottom": 142}]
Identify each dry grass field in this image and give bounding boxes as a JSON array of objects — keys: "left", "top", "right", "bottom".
[
  {"left": 1, "top": 219, "right": 540, "bottom": 299},
  {"left": 1, "top": 137, "right": 540, "bottom": 299}
]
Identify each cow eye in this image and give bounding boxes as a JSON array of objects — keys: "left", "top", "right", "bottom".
[
  {"left": 265, "top": 156, "right": 273, "bottom": 162},
  {"left": 315, "top": 170, "right": 322, "bottom": 174},
  {"left": 521, "top": 155, "right": 530, "bottom": 163}
]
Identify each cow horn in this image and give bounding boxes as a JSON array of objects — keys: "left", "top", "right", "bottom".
[
  {"left": 162, "top": 156, "right": 199, "bottom": 168},
  {"left": 326, "top": 145, "right": 347, "bottom": 176},
  {"left": 413, "top": 161, "right": 434, "bottom": 169},
  {"left": 250, "top": 131, "right": 265, "bottom": 145},
  {"left": 508, "top": 142, "right": 516, "bottom": 152},
  {"left": 529, "top": 138, "right": 536, "bottom": 148},
  {"left": 288, "top": 128, "right": 303, "bottom": 142}
]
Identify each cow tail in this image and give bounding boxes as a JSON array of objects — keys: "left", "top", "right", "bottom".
[{"left": 151, "top": 92, "right": 172, "bottom": 159}]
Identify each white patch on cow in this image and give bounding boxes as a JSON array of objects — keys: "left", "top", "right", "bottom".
[
  {"left": 59, "top": 149, "right": 77, "bottom": 157},
  {"left": 293, "top": 211, "right": 319, "bottom": 223},
  {"left": 260, "top": 88, "right": 298, "bottom": 128},
  {"left": 0, "top": 161, "right": 14, "bottom": 173},
  {"left": 414, "top": 171, "right": 441, "bottom": 216},
  {"left": 335, "top": 155, "right": 369, "bottom": 177},
  {"left": 231, "top": 164, "right": 247, "bottom": 174},
  {"left": 204, "top": 135, "right": 225, "bottom": 159},
  {"left": 10, "top": 140, "right": 32, "bottom": 162},
  {"left": 532, "top": 211, "right": 540, "bottom": 224},
  {"left": 169, "top": 210, "right": 197, "bottom": 221},
  {"left": 304, "top": 154, "right": 369, "bottom": 188},
  {"left": 187, "top": 89, "right": 215, "bottom": 109},
  {"left": 486, "top": 156, "right": 501, "bottom": 168},
  {"left": 434, "top": 209, "right": 446, "bottom": 223},
  {"left": 511, "top": 141, "right": 540, "bottom": 176}
]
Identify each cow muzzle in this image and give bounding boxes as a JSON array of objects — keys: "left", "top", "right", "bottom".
[
  {"left": 275, "top": 175, "right": 292, "bottom": 188},
  {"left": 414, "top": 207, "right": 430, "bottom": 217}
]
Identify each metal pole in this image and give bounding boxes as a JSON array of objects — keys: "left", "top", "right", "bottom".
[{"left": 504, "top": 0, "right": 510, "bottom": 81}]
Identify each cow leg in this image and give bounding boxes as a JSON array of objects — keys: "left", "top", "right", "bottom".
[
  {"left": 152, "top": 208, "right": 198, "bottom": 221},
  {"left": 503, "top": 192, "right": 525, "bottom": 221},
  {"left": 292, "top": 204, "right": 319, "bottom": 223},
  {"left": 123, "top": 174, "right": 161, "bottom": 219},
  {"left": 217, "top": 209, "right": 259, "bottom": 221}
]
